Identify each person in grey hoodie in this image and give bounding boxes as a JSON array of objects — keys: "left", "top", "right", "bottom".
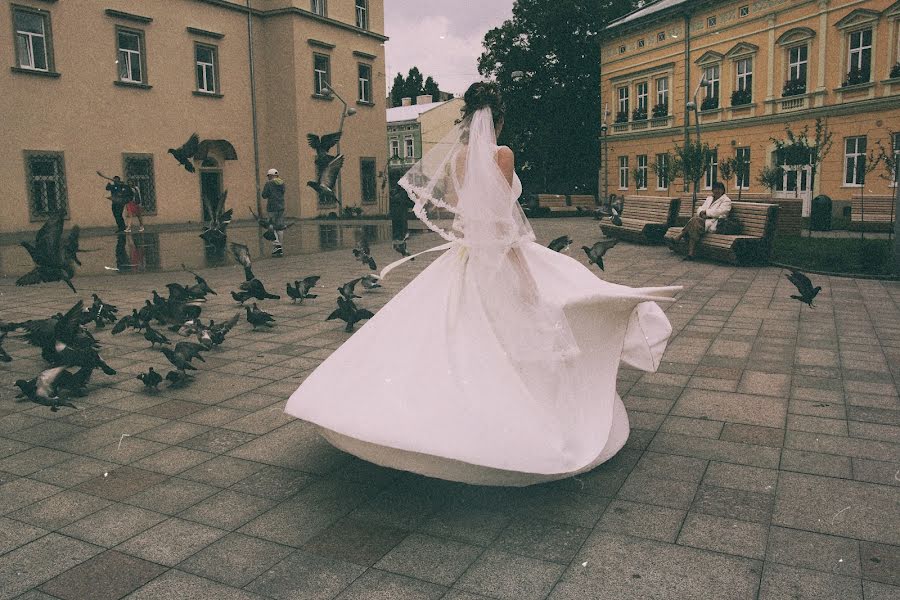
[{"left": 261, "top": 168, "right": 286, "bottom": 256}]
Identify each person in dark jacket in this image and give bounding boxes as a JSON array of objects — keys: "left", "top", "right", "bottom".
[
  {"left": 105, "top": 176, "right": 132, "bottom": 232},
  {"left": 261, "top": 168, "right": 286, "bottom": 256}
]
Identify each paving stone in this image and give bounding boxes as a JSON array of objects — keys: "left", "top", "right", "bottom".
[
  {"left": 9, "top": 489, "right": 111, "bottom": 530},
  {"left": 852, "top": 457, "right": 900, "bottom": 488},
  {"left": 720, "top": 423, "right": 785, "bottom": 448},
  {"left": 455, "top": 548, "right": 565, "bottom": 600},
  {"left": 229, "top": 465, "right": 315, "bottom": 500},
  {"left": 124, "top": 569, "right": 268, "bottom": 600},
  {"left": 0, "top": 448, "right": 72, "bottom": 476},
  {"left": 702, "top": 462, "right": 777, "bottom": 495},
  {"left": 690, "top": 484, "right": 773, "bottom": 524},
  {"left": 374, "top": 532, "right": 481, "bottom": 586},
  {"left": 514, "top": 487, "right": 611, "bottom": 528},
  {"left": 617, "top": 472, "right": 699, "bottom": 509},
  {"left": 335, "top": 568, "right": 447, "bottom": 600},
  {"left": 59, "top": 503, "right": 166, "bottom": 548},
  {"left": 418, "top": 504, "right": 511, "bottom": 547},
  {"left": 784, "top": 431, "right": 900, "bottom": 463},
  {"left": 632, "top": 451, "right": 707, "bottom": 483},
  {"left": 550, "top": 532, "right": 761, "bottom": 600},
  {"left": 137, "top": 420, "right": 211, "bottom": 444},
  {"left": 227, "top": 420, "right": 350, "bottom": 474},
  {"left": 0, "top": 478, "right": 62, "bottom": 515},
  {"left": 245, "top": 549, "right": 365, "bottom": 600},
  {"left": 0, "top": 517, "right": 46, "bottom": 555},
  {"left": 863, "top": 581, "right": 900, "bottom": 600},
  {"left": 676, "top": 512, "right": 768, "bottom": 559},
  {"left": 181, "top": 428, "right": 258, "bottom": 454},
  {"left": 774, "top": 472, "right": 900, "bottom": 545},
  {"left": 860, "top": 541, "right": 900, "bottom": 587},
  {"left": 179, "top": 488, "right": 275, "bottom": 530},
  {"left": 87, "top": 436, "right": 168, "bottom": 465},
  {"left": 788, "top": 414, "right": 849, "bottom": 436},
  {"left": 595, "top": 499, "right": 686, "bottom": 543},
  {"left": 303, "top": 516, "right": 407, "bottom": 567},
  {"left": 659, "top": 415, "right": 724, "bottom": 439},
  {"left": 491, "top": 518, "right": 589, "bottom": 564},
  {"left": 672, "top": 389, "right": 786, "bottom": 428},
  {"left": 781, "top": 449, "right": 853, "bottom": 478},
  {"left": 766, "top": 526, "right": 860, "bottom": 577},
  {"left": 0, "top": 534, "right": 101, "bottom": 600},
  {"left": 179, "top": 532, "right": 294, "bottom": 588},
  {"left": 132, "top": 446, "right": 217, "bottom": 475},
  {"left": 758, "top": 562, "right": 862, "bottom": 600},
  {"left": 39, "top": 550, "right": 165, "bottom": 600},
  {"left": 115, "top": 517, "right": 225, "bottom": 566},
  {"left": 738, "top": 371, "right": 791, "bottom": 397},
  {"left": 126, "top": 477, "right": 219, "bottom": 514},
  {"left": 74, "top": 466, "right": 168, "bottom": 502},
  {"left": 180, "top": 455, "right": 266, "bottom": 487}
]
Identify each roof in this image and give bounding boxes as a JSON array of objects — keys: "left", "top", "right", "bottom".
[
  {"left": 386, "top": 101, "right": 450, "bottom": 124},
  {"left": 606, "top": 0, "right": 690, "bottom": 30}
]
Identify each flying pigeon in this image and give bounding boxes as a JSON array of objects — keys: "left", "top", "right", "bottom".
[
  {"left": 548, "top": 235, "right": 573, "bottom": 253},
  {"left": 786, "top": 270, "right": 821, "bottom": 308},
  {"left": 17, "top": 215, "right": 80, "bottom": 293},
  {"left": 582, "top": 237, "right": 619, "bottom": 271},
  {"left": 327, "top": 297, "right": 374, "bottom": 333},
  {"left": 168, "top": 133, "right": 200, "bottom": 173}
]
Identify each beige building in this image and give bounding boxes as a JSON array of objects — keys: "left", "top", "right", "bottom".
[
  {"left": 601, "top": 0, "right": 900, "bottom": 217},
  {"left": 387, "top": 96, "right": 464, "bottom": 172},
  {"left": 1, "top": 0, "right": 388, "bottom": 233}
]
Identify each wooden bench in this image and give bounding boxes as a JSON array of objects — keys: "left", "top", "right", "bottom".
[
  {"left": 600, "top": 195, "right": 680, "bottom": 244},
  {"left": 536, "top": 194, "right": 568, "bottom": 213},
  {"left": 850, "top": 195, "right": 895, "bottom": 232},
  {"left": 569, "top": 194, "right": 598, "bottom": 212},
  {"left": 664, "top": 201, "right": 779, "bottom": 265}
]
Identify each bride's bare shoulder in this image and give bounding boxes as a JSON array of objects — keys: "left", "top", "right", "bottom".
[{"left": 495, "top": 146, "right": 515, "bottom": 183}]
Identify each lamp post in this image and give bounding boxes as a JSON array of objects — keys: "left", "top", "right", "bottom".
[
  {"left": 685, "top": 75, "right": 708, "bottom": 213},
  {"left": 322, "top": 81, "right": 357, "bottom": 213}
]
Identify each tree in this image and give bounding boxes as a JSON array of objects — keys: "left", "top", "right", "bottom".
[
  {"left": 390, "top": 73, "right": 407, "bottom": 108},
  {"left": 758, "top": 165, "right": 784, "bottom": 194},
  {"left": 673, "top": 141, "right": 714, "bottom": 214},
  {"left": 650, "top": 152, "right": 676, "bottom": 196},
  {"left": 876, "top": 132, "right": 899, "bottom": 251},
  {"left": 478, "top": 0, "right": 640, "bottom": 195},
  {"left": 770, "top": 118, "right": 833, "bottom": 235},
  {"left": 423, "top": 76, "right": 441, "bottom": 102},
  {"left": 389, "top": 67, "right": 450, "bottom": 106},
  {"left": 855, "top": 147, "right": 883, "bottom": 240}
]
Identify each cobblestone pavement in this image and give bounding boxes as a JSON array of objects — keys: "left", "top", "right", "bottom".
[{"left": 0, "top": 218, "right": 898, "bottom": 600}]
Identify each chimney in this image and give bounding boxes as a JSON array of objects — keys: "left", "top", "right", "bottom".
[
  {"left": 416, "top": 94, "right": 434, "bottom": 105},
  {"left": 401, "top": 97, "right": 412, "bottom": 106}
]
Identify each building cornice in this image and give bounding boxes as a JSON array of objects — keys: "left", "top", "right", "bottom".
[
  {"left": 104, "top": 9, "right": 153, "bottom": 24},
  {"left": 610, "top": 61, "right": 675, "bottom": 82}
]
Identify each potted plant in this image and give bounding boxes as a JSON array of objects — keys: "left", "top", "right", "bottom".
[
  {"left": 615, "top": 111, "right": 629, "bottom": 124},
  {"left": 730, "top": 88, "right": 752, "bottom": 107},
  {"left": 632, "top": 106, "right": 648, "bottom": 121},
  {"left": 700, "top": 95, "right": 719, "bottom": 111},
  {"left": 891, "top": 62, "right": 900, "bottom": 79},
  {"left": 651, "top": 102, "right": 669, "bottom": 119},
  {"left": 843, "top": 65, "right": 869, "bottom": 87},
  {"left": 782, "top": 78, "right": 806, "bottom": 97}
]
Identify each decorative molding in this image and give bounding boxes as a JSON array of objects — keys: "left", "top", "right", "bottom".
[
  {"left": 11, "top": 67, "right": 60, "bottom": 78},
  {"left": 835, "top": 9, "right": 881, "bottom": 31},
  {"left": 724, "top": 42, "right": 759, "bottom": 59},
  {"left": 695, "top": 50, "right": 723, "bottom": 65},
  {"left": 104, "top": 9, "right": 153, "bottom": 24},
  {"left": 887, "top": 1, "right": 900, "bottom": 18},
  {"left": 353, "top": 50, "right": 376, "bottom": 60},
  {"left": 609, "top": 61, "right": 675, "bottom": 83},
  {"left": 777, "top": 27, "right": 816, "bottom": 46},
  {"left": 187, "top": 26, "right": 224, "bottom": 39},
  {"left": 308, "top": 38, "right": 335, "bottom": 50}
]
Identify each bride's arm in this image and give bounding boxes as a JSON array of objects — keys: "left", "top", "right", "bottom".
[{"left": 496, "top": 146, "right": 515, "bottom": 186}]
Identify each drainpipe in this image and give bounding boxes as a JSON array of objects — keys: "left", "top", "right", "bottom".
[
  {"left": 247, "top": 0, "right": 263, "bottom": 217},
  {"left": 683, "top": 11, "right": 691, "bottom": 144}
]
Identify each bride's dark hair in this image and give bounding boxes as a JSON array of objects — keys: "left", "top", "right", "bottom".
[{"left": 462, "top": 82, "right": 505, "bottom": 127}]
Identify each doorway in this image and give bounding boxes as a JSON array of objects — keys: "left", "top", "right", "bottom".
[{"left": 199, "top": 158, "right": 223, "bottom": 222}]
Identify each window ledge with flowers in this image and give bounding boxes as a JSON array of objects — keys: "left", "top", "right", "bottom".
[
  {"left": 842, "top": 66, "right": 871, "bottom": 88},
  {"left": 699, "top": 96, "right": 719, "bottom": 112},
  {"left": 730, "top": 89, "right": 753, "bottom": 107},
  {"left": 782, "top": 78, "right": 807, "bottom": 97},
  {"left": 631, "top": 107, "right": 648, "bottom": 122},
  {"left": 614, "top": 111, "right": 629, "bottom": 124}
]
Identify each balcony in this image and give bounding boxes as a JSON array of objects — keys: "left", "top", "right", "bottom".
[{"left": 764, "top": 89, "right": 826, "bottom": 114}]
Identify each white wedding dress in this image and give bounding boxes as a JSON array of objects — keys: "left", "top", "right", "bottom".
[{"left": 284, "top": 108, "right": 679, "bottom": 486}]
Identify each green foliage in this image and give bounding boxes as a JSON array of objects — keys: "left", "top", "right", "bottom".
[
  {"left": 757, "top": 165, "right": 783, "bottom": 192},
  {"left": 389, "top": 67, "right": 450, "bottom": 107},
  {"left": 718, "top": 157, "right": 737, "bottom": 184},
  {"left": 650, "top": 152, "right": 675, "bottom": 190},
  {"left": 876, "top": 131, "right": 898, "bottom": 182},
  {"left": 477, "top": 0, "right": 640, "bottom": 194},
  {"left": 673, "top": 141, "right": 712, "bottom": 188},
  {"left": 773, "top": 237, "right": 895, "bottom": 276}
]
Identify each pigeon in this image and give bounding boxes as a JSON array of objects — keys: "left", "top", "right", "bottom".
[
  {"left": 16, "top": 215, "right": 80, "bottom": 293},
  {"left": 0, "top": 332, "right": 12, "bottom": 362},
  {"left": 582, "top": 238, "right": 619, "bottom": 271},
  {"left": 111, "top": 310, "right": 138, "bottom": 335},
  {"left": 360, "top": 274, "right": 381, "bottom": 290},
  {"left": 307, "top": 154, "right": 345, "bottom": 205},
  {"left": 245, "top": 278, "right": 280, "bottom": 301},
  {"left": 181, "top": 265, "right": 216, "bottom": 296},
  {"left": 786, "top": 270, "right": 821, "bottom": 308},
  {"left": 165, "top": 369, "right": 192, "bottom": 388},
  {"left": 137, "top": 367, "right": 162, "bottom": 390},
  {"left": 209, "top": 312, "right": 240, "bottom": 346},
  {"left": 82, "top": 293, "right": 118, "bottom": 328},
  {"left": 144, "top": 325, "right": 171, "bottom": 347},
  {"left": 15, "top": 367, "right": 78, "bottom": 411},
  {"left": 548, "top": 235, "right": 573, "bottom": 253},
  {"left": 392, "top": 233, "right": 414, "bottom": 259},
  {"left": 160, "top": 346, "right": 199, "bottom": 372},
  {"left": 200, "top": 191, "right": 232, "bottom": 245},
  {"left": 51, "top": 341, "right": 116, "bottom": 376},
  {"left": 327, "top": 297, "right": 374, "bottom": 333},
  {"left": 231, "top": 289, "right": 252, "bottom": 304},
  {"left": 338, "top": 278, "right": 362, "bottom": 301},
  {"left": 596, "top": 198, "right": 623, "bottom": 226},
  {"left": 352, "top": 240, "right": 377, "bottom": 270},
  {"left": 173, "top": 341, "right": 206, "bottom": 363},
  {"left": 197, "top": 326, "right": 214, "bottom": 350},
  {"left": 286, "top": 277, "right": 320, "bottom": 302},
  {"left": 166, "top": 282, "right": 207, "bottom": 303},
  {"left": 245, "top": 303, "right": 275, "bottom": 329},
  {"left": 230, "top": 242, "right": 255, "bottom": 283},
  {"left": 168, "top": 133, "right": 200, "bottom": 173}
]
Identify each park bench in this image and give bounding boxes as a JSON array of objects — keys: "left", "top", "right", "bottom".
[
  {"left": 850, "top": 195, "right": 895, "bottom": 232},
  {"left": 664, "top": 201, "right": 779, "bottom": 265},
  {"left": 600, "top": 195, "right": 680, "bottom": 244},
  {"left": 569, "top": 194, "right": 598, "bottom": 213},
  {"left": 536, "top": 194, "right": 568, "bottom": 213}
]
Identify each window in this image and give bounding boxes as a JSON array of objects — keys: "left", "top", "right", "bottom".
[
  {"left": 13, "top": 6, "right": 53, "bottom": 72},
  {"left": 124, "top": 154, "right": 157, "bottom": 214},
  {"left": 25, "top": 152, "right": 67, "bottom": 218},
  {"left": 313, "top": 53, "right": 330, "bottom": 95},
  {"left": 656, "top": 77, "right": 669, "bottom": 109},
  {"left": 736, "top": 147, "right": 751, "bottom": 189},
  {"left": 787, "top": 45, "right": 808, "bottom": 89},
  {"left": 844, "top": 136, "right": 867, "bottom": 186},
  {"left": 707, "top": 16, "right": 717, "bottom": 28},
  {"left": 636, "top": 82, "right": 648, "bottom": 111},
  {"left": 618, "top": 156, "right": 629, "bottom": 189},
  {"left": 702, "top": 65, "right": 720, "bottom": 109},
  {"left": 636, "top": 155, "right": 648, "bottom": 190},
  {"left": 355, "top": 0, "right": 369, "bottom": 30},
  {"left": 847, "top": 28, "right": 873, "bottom": 84},
  {"left": 311, "top": 0, "right": 326, "bottom": 16},
  {"left": 704, "top": 149, "right": 719, "bottom": 189},
  {"left": 195, "top": 44, "right": 218, "bottom": 94},
  {"left": 638, "top": 39, "right": 645, "bottom": 48},
  {"left": 360, "top": 158, "right": 377, "bottom": 204},
  {"left": 655, "top": 153, "right": 669, "bottom": 190},
  {"left": 117, "top": 28, "right": 145, "bottom": 84},
  {"left": 616, "top": 86, "right": 629, "bottom": 121},
  {"left": 736, "top": 58, "right": 752, "bottom": 92},
  {"left": 619, "top": 45, "right": 626, "bottom": 54},
  {"left": 358, "top": 63, "right": 372, "bottom": 103},
  {"left": 657, "top": 31, "right": 666, "bottom": 42},
  {"left": 404, "top": 137, "right": 414, "bottom": 158},
  {"left": 390, "top": 139, "right": 400, "bottom": 158},
  {"left": 739, "top": 5, "right": 749, "bottom": 17}
]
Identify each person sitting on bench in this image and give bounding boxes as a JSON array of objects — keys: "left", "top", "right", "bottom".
[{"left": 673, "top": 181, "right": 732, "bottom": 260}]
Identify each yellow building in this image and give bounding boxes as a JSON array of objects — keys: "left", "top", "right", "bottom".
[
  {"left": 0, "top": 0, "right": 388, "bottom": 233},
  {"left": 601, "top": 0, "right": 900, "bottom": 218}
]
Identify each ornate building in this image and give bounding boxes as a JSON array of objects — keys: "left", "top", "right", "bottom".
[
  {"left": 601, "top": 0, "right": 900, "bottom": 217},
  {"left": 1, "top": 0, "right": 388, "bottom": 232}
]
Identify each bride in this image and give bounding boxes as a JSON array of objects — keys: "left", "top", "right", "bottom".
[{"left": 285, "top": 82, "right": 680, "bottom": 486}]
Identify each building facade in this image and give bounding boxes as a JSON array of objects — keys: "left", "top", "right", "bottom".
[
  {"left": 386, "top": 96, "right": 464, "bottom": 171},
  {"left": 601, "top": 0, "right": 900, "bottom": 217},
  {"left": 1, "top": 0, "right": 388, "bottom": 233}
]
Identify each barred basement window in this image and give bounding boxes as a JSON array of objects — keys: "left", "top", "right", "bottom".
[
  {"left": 124, "top": 154, "right": 157, "bottom": 214},
  {"left": 360, "top": 158, "right": 377, "bottom": 204},
  {"left": 25, "top": 151, "right": 68, "bottom": 218}
]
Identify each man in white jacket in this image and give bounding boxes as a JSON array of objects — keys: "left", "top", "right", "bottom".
[{"left": 674, "top": 181, "right": 732, "bottom": 260}]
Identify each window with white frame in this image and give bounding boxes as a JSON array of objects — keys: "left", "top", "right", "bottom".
[
  {"left": 844, "top": 136, "right": 867, "bottom": 186},
  {"left": 617, "top": 86, "right": 629, "bottom": 120},
  {"left": 390, "top": 139, "right": 400, "bottom": 158},
  {"left": 13, "top": 6, "right": 52, "bottom": 72},
  {"left": 618, "top": 156, "right": 629, "bottom": 189},
  {"left": 655, "top": 153, "right": 669, "bottom": 189},
  {"left": 25, "top": 151, "right": 68, "bottom": 218},
  {"left": 404, "top": 137, "right": 414, "bottom": 158},
  {"left": 736, "top": 147, "right": 751, "bottom": 189},
  {"left": 847, "top": 28, "right": 873, "bottom": 84},
  {"left": 703, "top": 64, "right": 720, "bottom": 107},
  {"left": 310, "top": 0, "right": 326, "bottom": 16},
  {"left": 637, "top": 155, "right": 648, "bottom": 189},
  {"left": 787, "top": 45, "right": 808, "bottom": 88},
  {"left": 704, "top": 149, "right": 719, "bottom": 189},
  {"left": 635, "top": 81, "right": 648, "bottom": 116},
  {"left": 655, "top": 77, "right": 669, "bottom": 112},
  {"left": 313, "top": 53, "right": 330, "bottom": 95},
  {"left": 736, "top": 58, "right": 752, "bottom": 92},
  {"left": 117, "top": 28, "right": 145, "bottom": 83},
  {"left": 195, "top": 44, "right": 218, "bottom": 94},
  {"left": 355, "top": 0, "right": 369, "bottom": 30},
  {"left": 357, "top": 63, "right": 372, "bottom": 103}
]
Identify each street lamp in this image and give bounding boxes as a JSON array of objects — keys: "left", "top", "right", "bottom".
[
  {"left": 685, "top": 75, "right": 708, "bottom": 213},
  {"left": 321, "top": 81, "right": 357, "bottom": 212}
]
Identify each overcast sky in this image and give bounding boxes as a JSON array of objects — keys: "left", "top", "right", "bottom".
[{"left": 384, "top": 1, "right": 515, "bottom": 97}]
